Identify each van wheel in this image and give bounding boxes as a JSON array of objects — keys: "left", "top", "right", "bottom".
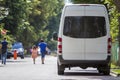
[
  {"left": 97, "top": 68, "right": 102, "bottom": 73},
  {"left": 57, "top": 62, "right": 64, "bottom": 75},
  {"left": 97, "top": 65, "right": 110, "bottom": 75},
  {"left": 103, "top": 70, "right": 110, "bottom": 75},
  {"left": 103, "top": 65, "right": 110, "bottom": 75}
]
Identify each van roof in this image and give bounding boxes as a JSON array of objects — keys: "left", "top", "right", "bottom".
[{"left": 65, "top": 4, "right": 105, "bottom": 7}]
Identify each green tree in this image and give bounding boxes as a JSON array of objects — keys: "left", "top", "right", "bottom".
[
  {"left": 104, "top": 0, "right": 120, "bottom": 42},
  {"left": 2, "top": 0, "right": 34, "bottom": 50},
  {"left": 3, "top": 0, "right": 28, "bottom": 35},
  {"left": 28, "top": 0, "right": 64, "bottom": 50},
  {"left": 46, "top": 0, "right": 64, "bottom": 50},
  {"left": 0, "top": 0, "right": 66, "bottom": 52}
]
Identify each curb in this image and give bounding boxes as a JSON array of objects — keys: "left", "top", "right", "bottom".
[{"left": 110, "top": 70, "right": 120, "bottom": 77}]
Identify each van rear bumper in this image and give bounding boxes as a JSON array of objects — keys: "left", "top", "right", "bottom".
[{"left": 58, "top": 55, "right": 111, "bottom": 67}]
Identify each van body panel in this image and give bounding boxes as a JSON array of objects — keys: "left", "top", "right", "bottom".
[
  {"left": 62, "top": 5, "right": 85, "bottom": 60},
  {"left": 62, "top": 36, "right": 85, "bottom": 60},
  {"left": 85, "top": 37, "right": 108, "bottom": 60},
  {"left": 85, "top": 6, "right": 106, "bottom": 16},
  {"left": 64, "top": 6, "right": 84, "bottom": 16},
  {"left": 59, "top": 55, "right": 111, "bottom": 66}
]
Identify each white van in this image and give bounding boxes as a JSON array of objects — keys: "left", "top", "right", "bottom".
[{"left": 53, "top": 4, "right": 111, "bottom": 75}]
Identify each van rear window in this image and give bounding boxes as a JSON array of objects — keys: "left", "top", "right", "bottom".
[{"left": 63, "top": 16, "right": 106, "bottom": 38}]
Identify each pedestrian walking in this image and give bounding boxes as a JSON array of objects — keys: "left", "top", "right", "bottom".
[
  {"left": 1, "top": 38, "right": 8, "bottom": 65},
  {"left": 31, "top": 45, "right": 38, "bottom": 64},
  {"left": 38, "top": 39, "right": 47, "bottom": 64}
]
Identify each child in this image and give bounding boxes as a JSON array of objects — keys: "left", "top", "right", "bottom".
[{"left": 31, "top": 45, "right": 38, "bottom": 64}]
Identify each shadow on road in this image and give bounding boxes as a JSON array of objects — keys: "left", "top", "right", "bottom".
[
  {"left": 63, "top": 69, "right": 110, "bottom": 76},
  {"left": 6, "top": 60, "right": 27, "bottom": 63},
  {"left": 64, "top": 72, "right": 110, "bottom": 76}
]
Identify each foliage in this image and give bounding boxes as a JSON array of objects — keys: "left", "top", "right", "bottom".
[
  {"left": 111, "top": 64, "right": 120, "bottom": 75},
  {"left": 3, "top": 0, "right": 28, "bottom": 35},
  {"left": 0, "top": 0, "right": 64, "bottom": 51},
  {"left": 0, "top": 5, "right": 14, "bottom": 47},
  {"left": 47, "top": 0, "right": 64, "bottom": 50},
  {"left": 0, "top": 23, "right": 14, "bottom": 48},
  {"left": 104, "top": 0, "right": 120, "bottom": 42},
  {"left": 0, "top": 7, "right": 8, "bottom": 20}
]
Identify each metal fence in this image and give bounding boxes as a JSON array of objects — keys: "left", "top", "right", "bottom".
[{"left": 111, "top": 41, "right": 119, "bottom": 64}]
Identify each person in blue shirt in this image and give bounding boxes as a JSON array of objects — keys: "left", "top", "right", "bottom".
[
  {"left": 1, "top": 38, "right": 8, "bottom": 65},
  {"left": 38, "top": 39, "right": 47, "bottom": 64}
]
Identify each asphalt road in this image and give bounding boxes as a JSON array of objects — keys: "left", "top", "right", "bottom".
[{"left": 0, "top": 55, "right": 120, "bottom": 80}]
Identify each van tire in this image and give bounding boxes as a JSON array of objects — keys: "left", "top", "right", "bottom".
[
  {"left": 57, "top": 62, "right": 64, "bottom": 75},
  {"left": 103, "top": 70, "right": 110, "bottom": 75},
  {"left": 97, "top": 65, "right": 110, "bottom": 75},
  {"left": 103, "top": 65, "right": 110, "bottom": 75}
]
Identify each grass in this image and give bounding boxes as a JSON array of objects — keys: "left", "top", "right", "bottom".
[
  {"left": 111, "top": 64, "right": 120, "bottom": 69},
  {"left": 111, "top": 64, "right": 120, "bottom": 75},
  {"left": 112, "top": 69, "right": 120, "bottom": 74}
]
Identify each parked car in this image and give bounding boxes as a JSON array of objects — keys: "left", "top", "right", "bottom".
[{"left": 7, "top": 42, "right": 24, "bottom": 59}]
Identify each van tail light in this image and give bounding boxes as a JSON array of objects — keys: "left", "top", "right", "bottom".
[
  {"left": 58, "top": 37, "right": 62, "bottom": 54},
  {"left": 108, "top": 38, "right": 112, "bottom": 54}
]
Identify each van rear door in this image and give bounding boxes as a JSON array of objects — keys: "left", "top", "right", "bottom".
[
  {"left": 84, "top": 6, "right": 108, "bottom": 60},
  {"left": 62, "top": 5, "right": 85, "bottom": 60}
]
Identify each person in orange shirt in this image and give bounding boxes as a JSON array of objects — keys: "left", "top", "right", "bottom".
[{"left": 31, "top": 45, "right": 38, "bottom": 64}]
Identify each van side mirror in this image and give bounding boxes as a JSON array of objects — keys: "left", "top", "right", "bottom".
[{"left": 53, "top": 32, "right": 58, "bottom": 40}]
